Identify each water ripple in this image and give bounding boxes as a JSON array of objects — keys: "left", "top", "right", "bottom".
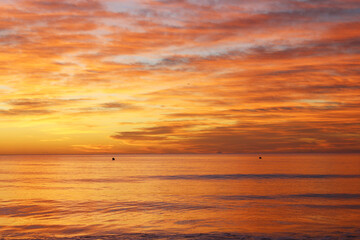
[
  {"left": 0, "top": 200, "right": 215, "bottom": 219},
  {"left": 143, "top": 174, "right": 360, "bottom": 180},
  {"left": 216, "top": 193, "right": 360, "bottom": 200}
]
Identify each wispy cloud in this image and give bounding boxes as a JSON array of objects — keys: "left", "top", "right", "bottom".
[{"left": 0, "top": 0, "right": 359, "bottom": 153}]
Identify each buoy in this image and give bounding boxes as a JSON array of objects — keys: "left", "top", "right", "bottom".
[
  {"left": 112, "top": 157, "right": 115, "bottom": 161},
  {"left": 259, "top": 156, "right": 262, "bottom": 159}
]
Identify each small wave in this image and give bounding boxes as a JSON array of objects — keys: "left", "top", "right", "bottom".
[
  {"left": 295, "top": 204, "right": 360, "bottom": 209},
  {"left": 1, "top": 232, "right": 359, "bottom": 240},
  {"left": 8, "top": 174, "right": 359, "bottom": 185},
  {"left": 0, "top": 200, "right": 215, "bottom": 219},
  {"left": 143, "top": 174, "right": 360, "bottom": 180},
  {"left": 217, "top": 193, "right": 360, "bottom": 200}
]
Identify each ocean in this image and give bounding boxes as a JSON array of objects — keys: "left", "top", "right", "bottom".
[{"left": 0, "top": 154, "right": 359, "bottom": 239}]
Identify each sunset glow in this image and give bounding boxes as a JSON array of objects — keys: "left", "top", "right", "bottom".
[{"left": 1, "top": 0, "right": 359, "bottom": 154}]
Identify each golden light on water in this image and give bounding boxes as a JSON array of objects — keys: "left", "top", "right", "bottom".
[{"left": 0, "top": 154, "right": 359, "bottom": 238}]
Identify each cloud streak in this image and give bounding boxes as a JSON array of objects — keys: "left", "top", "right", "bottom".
[{"left": 0, "top": 0, "right": 359, "bottom": 153}]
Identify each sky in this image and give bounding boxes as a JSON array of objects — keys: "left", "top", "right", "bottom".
[{"left": 0, "top": 0, "right": 359, "bottom": 154}]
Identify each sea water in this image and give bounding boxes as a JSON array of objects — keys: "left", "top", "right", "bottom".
[{"left": 0, "top": 154, "right": 359, "bottom": 239}]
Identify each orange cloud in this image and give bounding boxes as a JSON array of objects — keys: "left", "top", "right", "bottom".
[{"left": 0, "top": 0, "right": 359, "bottom": 153}]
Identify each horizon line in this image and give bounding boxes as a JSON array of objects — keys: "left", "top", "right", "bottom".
[{"left": 1, "top": 152, "right": 360, "bottom": 156}]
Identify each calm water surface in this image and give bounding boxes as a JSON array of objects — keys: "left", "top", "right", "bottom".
[{"left": 0, "top": 154, "right": 359, "bottom": 239}]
